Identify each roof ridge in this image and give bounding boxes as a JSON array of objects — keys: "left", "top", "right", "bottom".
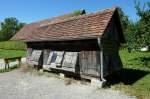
[
  {"left": 28, "top": 7, "right": 117, "bottom": 28},
  {"left": 41, "top": 7, "right": 116, "bottom": 34},
  {"left": 47, "top": 7, "right": 116, "bottom": 26},
  {"left": 27, "top": 9, "right": 86, "bottom": 26}
]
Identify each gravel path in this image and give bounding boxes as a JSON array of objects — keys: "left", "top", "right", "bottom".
[{"left": 0, "top": 69, "right": 136, "bottom": 99}]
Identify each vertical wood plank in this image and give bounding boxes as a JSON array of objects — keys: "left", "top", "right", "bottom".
[
  {"left": 27, "top": 48, "right": 33, "bottom": 61},
  {"left": 43, "top": 49, "right": 50, "bottom": 65},
  {"left": 62, "top": 52, "right": 78, "bottom": 68},
  {"left": 79, "top": 51, "right": 100, "bottom": 76}
]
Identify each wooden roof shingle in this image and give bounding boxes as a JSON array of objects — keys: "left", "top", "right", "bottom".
[{"left": 11, "top": 7, "right": 121, "bottom": 42}]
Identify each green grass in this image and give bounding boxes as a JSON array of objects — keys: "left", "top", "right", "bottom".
[
  {"left": 0, "top": 41, "right": 26, "bottom": 72},
  {"left": 0, "top": 64, "right": 20, "bottom": 73},
  {"left": 0, "top": 41, "right": 26, "bottom": 50},
  {"left": 111, "top": 50, "right": 150, "bottom": 99},
  {"left": 120, "top": 50, "right": 150, "bottom": 70},
  {"left": 0, "top": 49, "right": 26, "bottom": 58}
]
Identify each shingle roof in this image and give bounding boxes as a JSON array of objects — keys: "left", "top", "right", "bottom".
[{"left": 11, "top": 7, "right": 119, "bottom": 42}]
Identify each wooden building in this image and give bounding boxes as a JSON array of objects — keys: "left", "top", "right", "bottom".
[{"left": 11, "top": 7, "right": 125, "bottom": 82}]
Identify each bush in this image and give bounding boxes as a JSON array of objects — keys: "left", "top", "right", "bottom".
[{"left": 0, "top": 41, "right": 26, "bottom": 50}]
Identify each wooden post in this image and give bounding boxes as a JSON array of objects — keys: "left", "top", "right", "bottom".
[
  {"left": 17, "top": 57, "right": 21, "bottom": 66},
  {"left": 4, "top": 59, "right": 9, "bottom": 69},
  {"left": 27, "top": 48, "right": 33, "bottom": 63},
  {"left": 43, "top": 49, "right": 50, "bottom": 65},
  {"left": 5, "top": 63, "right": 7, "bottom": 70},
  {"left": 43, "top": 49, "right": 50, "bottom": 69}
]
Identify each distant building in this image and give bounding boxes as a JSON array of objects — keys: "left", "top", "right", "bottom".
[{"left": 11, "top": 7, "right": 125, "bottom": 84}]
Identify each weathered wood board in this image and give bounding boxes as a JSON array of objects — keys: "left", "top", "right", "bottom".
[
  {"left": 79, "top": 51, "right": 100, "bottom": 77},
  {"left": 30, "top": 50, "right": 42, "bottom": 62},
  {"left": 27, "top": 48, "right": 33, "bottom": 58},
  {"left": 46, "top": 51, "right": 64, "bottom": 67},
  {"left": 55, "top": 51, "right": 64, "bottom": 66},
  {"left": 47, "top": 51, "right": 54, "bottom": 65},
  {"left": 62, "top": 52, "right": 78, "bottom": 68},
  {"left": 27, "top": 48, "right": 33, "bottom": 63}
]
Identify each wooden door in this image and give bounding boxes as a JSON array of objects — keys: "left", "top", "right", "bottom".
[{"left": 80, "top": 51, "right": 100, "bottom": 76}]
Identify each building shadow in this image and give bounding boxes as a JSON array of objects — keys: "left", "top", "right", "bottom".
[{"left": 105, "top": 68, "right": 150, "bottom": 86}]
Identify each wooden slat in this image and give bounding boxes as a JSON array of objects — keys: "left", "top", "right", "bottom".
[
  {"left": 43, "top": 49, "right": 50, "bottom": 65},
  {"left": 30, "top": 50, "right": 42, "bottom": 62},
  {"left": 27, "top": 48, "right": 33, "bottom": 57},
  {"left": 55, "top": 51, "right": 64, "bottom": 66},
  {"left": 27, "top": 48, "right": 33, "bottom": 62},
  {"left": 80, "top": 51, "right": 100, "bottom": 76},
  {"left": 46, "top": 51, "right": 64, "bottom": 67},
  {"left": 47, "top": 51, "right": 54, "bottom": 65},
  {"left": 62, "top": 52, "right": 78, "bottom": 68}
]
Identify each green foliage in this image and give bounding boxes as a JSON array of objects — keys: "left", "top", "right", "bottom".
[
  {"left": 118, "top": 8, "right": 136, "bottom": 49},
  {"left": 0, "top": 17, "right": 25, "bottom": 41},
  {"left": 0, "top": 49, "right": 26, "bottom": 58},
  {"left": 72, "top": 10, "right": 85, "bottom": 15},
  {"left": 61, "top": 10, "right": 86, "bottom": 18},
  {"left": 124, "top": 22, "right": 138, "bottom": 49},
  {"left": 120, "top": 1, "right": 150, "bottom": 50},
  {"left": 118, "top": 8, "right": 130, "bottom": 31},
  {"left": 134, "top": 1, "right": 150, "bottom": 48},
  {"left": 0, "top": 41, "right": 26, "bottom": 50}
]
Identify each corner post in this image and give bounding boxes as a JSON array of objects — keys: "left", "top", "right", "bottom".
[{"left": 97, "top": 38, "right": 106, "bottom": 84}]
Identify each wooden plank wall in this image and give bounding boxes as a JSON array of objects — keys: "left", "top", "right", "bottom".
[
  {"left": 103, "top": 53, "right": 123, "bottom": 77},
  {"left": 79, "top": 51, "right": 100, "bottom": 77},
  {"left": 43, "top": 49, "right": 50, "bottom": 65},
  {"left": 27, "top": 48, "right": 33, "bottom": 62}
]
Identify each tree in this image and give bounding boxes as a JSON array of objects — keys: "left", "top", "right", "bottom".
[
  {"left": 118, "top": 8, "right": 130, "bottom": 31},
  {"left": 0, "top": 17, "right": 25, "bottom": 41},
  {"left": 134, "top": 0, "right": 150, "bottom": 48},
  {"left": 118, "top": 8, "right": 135, "bottom": 50},
  {"left": 120, "top": 1, "right": 150, "bottom": 50}
]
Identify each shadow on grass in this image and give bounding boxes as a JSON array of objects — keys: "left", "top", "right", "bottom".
[{"left": 106, "top": 68, "right": 150, "bottom": 85}]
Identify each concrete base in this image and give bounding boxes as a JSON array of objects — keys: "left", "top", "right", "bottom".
[
  {"left": 59, "top": 73, "right": 65, "bottom": 79},
  {"left": 39, "top": 69, "right": 44, "bottom": 73},
  {"left": 43, "top": 65, "right": 50, "bottom": 70},
  {"left": 91, "top": 79, "right": 105, "bottom": 88}
]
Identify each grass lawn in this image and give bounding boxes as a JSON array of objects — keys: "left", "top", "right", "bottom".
[
  {"left": 0, "top": 41, "right": 26, "bottom": 50},
  {"left": 120, "top": 50, "right": 150, "bottom": 70},
  {"left": 0, "top": 49, "right": 26, "bottom": 58},
  {"left": 111, "top": 50, "right": 150, "bottom": 99}
]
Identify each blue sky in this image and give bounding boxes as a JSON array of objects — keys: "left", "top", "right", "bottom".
[{"left": 0, "top": 0, "right": 149, "bottom": 23}]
